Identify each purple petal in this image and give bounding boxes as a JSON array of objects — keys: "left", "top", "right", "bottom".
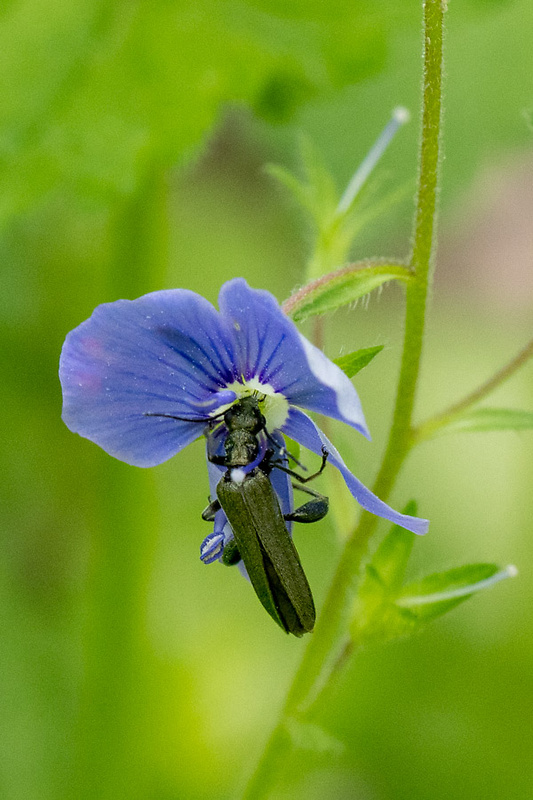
[
  {"left": 218, "top": 279, "right": 369, "bottom": 436},
  {"left": 200, "top": 529, "right": 226, "bottom": 564},
  {"left": 60, "top": 289, "right": 238, "bottom": 467},
  {"left": 283, "top": 408, "right": 429, "bottom": 535},
  {"left": 207, "top": 456, "right": 226, "bottom": 498},
  {"left": 267, "top": 432, "right": 294, "bottom": 525}
]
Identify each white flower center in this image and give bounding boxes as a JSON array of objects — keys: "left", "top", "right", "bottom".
[{"left": 222, "top": 377, "right": 289, "bottom": 432}]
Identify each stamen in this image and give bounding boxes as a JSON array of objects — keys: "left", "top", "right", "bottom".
[{"left": 337, "top": 106, "right": 411, "bottom": 215}]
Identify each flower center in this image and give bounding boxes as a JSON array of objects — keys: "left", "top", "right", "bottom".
[{"left": 224, "top": 377, "right": 289, "bottom": 432}]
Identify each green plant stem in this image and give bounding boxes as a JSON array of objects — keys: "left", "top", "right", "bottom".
[
  {"left": 242, "top": 2, "right": 445, "bottom": 798},
  {"left": 412, "top": 334, "right": 533, "bottom": 442}
]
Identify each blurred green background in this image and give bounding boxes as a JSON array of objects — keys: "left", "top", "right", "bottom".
[{"left": 1, "top": 1, "right": 532, "bottom": 798}]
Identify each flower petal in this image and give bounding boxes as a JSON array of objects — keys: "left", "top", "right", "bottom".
[
  {"left": 200, "top": 529, "right": 226, "bottom": 564},
  {"left": 283, "top": 408, "right": 429, "bottom": 535},
  {"left": 218, "top": 279, "right": 369, "bottom": 436},
  {"left": 207, "top": 456, "right": 226, "bottom": 498},
  {"left": 60, "top": 289, "right": 237, "bottom": 466},
  {"left": 268, "top": 432, "right": 294, "bottom": 525}
]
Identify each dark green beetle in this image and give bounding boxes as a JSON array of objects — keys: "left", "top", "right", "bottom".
[{"left": 203, "top": 395, "right": 328, "bottom": 636}]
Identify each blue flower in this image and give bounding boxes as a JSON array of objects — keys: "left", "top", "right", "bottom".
[{"left": 59, "top": 278, "right": 428, "bottom": 542}]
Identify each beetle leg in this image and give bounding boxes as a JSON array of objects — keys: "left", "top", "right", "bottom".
[
  {"left": 273, "top": 447, "right": 328, "bottom": 484},
  {"left": 201, "top": 498, "right": 221, "bottom": 521},
  {"left": 221, "top": 538, "right": 242, "bottom": 566},
  {"left": 284, "top": 484, "right": 329, "bottom": 524}
]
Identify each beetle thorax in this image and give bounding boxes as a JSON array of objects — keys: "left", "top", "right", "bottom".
[
  {"left": 224, "top": 429, "right": 259, "bottom": 467},
  {"left": 224, "top": 396, "right": 265, "bottom": 434}
]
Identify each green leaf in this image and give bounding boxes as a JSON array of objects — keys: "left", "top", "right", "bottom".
[
  {"left": 353, "top": 562, "right": 517, "bottom": 644},
  {"left": 351, "top": 571, "right": 417, "bottom": 643},
  {"left": 396, "top": 564, "right": 518, "bottom": 621},
  {"left": 284, "top": 262, "right": 411, "bottom": 322},
  {"left": 265, "top": 164, "right": 315, "bottom": 216},
  {"left": 334, "top": 345, "right": 384, "bottom": 379},
  {"left": 298, "top": 135, "right": 340, "bottom": 221},
  {"left": 267, "top": 136, "right": 339, "bottom": 225},
  {"left": 436, "top": 408, "right": 533, "bottom": 435},
  {"left": 352, "top": 505, "right": 517, "bottom": 644}
]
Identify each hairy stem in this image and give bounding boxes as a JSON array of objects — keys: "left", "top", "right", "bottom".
[{"left": 242, "top": 2, "right": 445, "bottom": 798}]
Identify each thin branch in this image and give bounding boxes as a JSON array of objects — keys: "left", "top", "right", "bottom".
[{"left": 413, "top": 334, "right": 533, "bottom": 442}]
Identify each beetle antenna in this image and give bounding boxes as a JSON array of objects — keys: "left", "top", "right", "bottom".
[
  {"left": 271, "top": 448, "right": 328, "bottom": 483},
  {"left": 143, "top": 408, "right": 228, "bottom": 424}
]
